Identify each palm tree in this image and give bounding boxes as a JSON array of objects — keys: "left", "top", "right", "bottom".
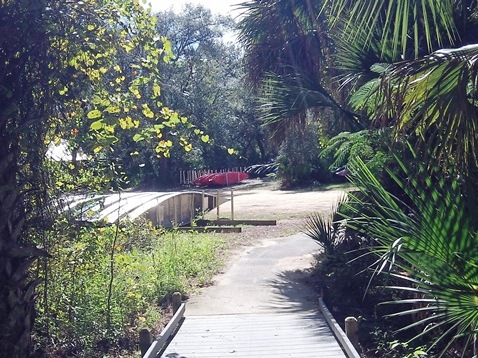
[
  {"left": 345, "top": 154, "right": 478, "bottom": 356},
  {"left": 237, "top": 0, "right": 361, "bottom": 140}
]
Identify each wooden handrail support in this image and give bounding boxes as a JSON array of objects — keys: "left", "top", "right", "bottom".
[
  {"left": 142, "top": 303, "right": 186, "bottom": 358},
  {"left": 319, "top": 298, "right": 361, "bottom": 358}
]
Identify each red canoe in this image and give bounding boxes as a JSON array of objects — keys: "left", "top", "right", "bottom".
[
  {"left": 193, "top": 172, "right": 249, "bottom": 187},
  {"left": 192, "top": 173, "right": 216, "bottom": 186}
]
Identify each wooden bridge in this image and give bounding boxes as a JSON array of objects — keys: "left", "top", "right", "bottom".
[
  {"left": 142, "top": 233, "right": 360, "bottom": 358},
  {"left": 62, "top": 190, "right": 227, "bottom": 227},
  {"left": 160, "top": 311, "right": 349, "bottom": 357}
]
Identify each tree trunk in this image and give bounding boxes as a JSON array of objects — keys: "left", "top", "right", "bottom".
[
  {"left": 0, "top": 127, "right": 46, "bottom": 357},
  {"left": 0, "top": 3, "right": 51, "bottom": 355}
]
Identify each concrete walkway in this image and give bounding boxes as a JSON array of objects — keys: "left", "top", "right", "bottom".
[{"left": 161, "top": 233, "right": 347, "bottom": 357}]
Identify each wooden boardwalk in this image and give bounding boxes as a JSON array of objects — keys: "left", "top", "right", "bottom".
[
  {"left": 155, "top": 233, "right": 355, "bottom": 358},
  {"left": 161, "top": 312, "right": 346, "bottom": 357}
]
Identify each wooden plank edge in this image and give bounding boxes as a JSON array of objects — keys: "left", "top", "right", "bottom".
[
  {"left": 197, "top": 219, "right": 277, "bottom": 226},
  {"left": 319, "top": 298, "right": 361, "bottom": 358},
  {"left": 175, "top": 227, "right": 242, "bottom": 233},
  {"left": 143, "top": 303, "right": 186, "bottom": 358}
]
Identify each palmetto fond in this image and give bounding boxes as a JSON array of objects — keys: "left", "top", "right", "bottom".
[{"left": 345, "top": 155, "right": 478, "bottom": 356}]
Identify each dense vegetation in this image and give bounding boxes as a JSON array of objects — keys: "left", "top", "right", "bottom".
[
  {"left": 33, "top": 220, "right": 224, "bottom": 357},
  {"left": 236, "top": 0, "right": 478, "bottom": 356},
  {"left": 2, "top": 0, "right": 478, "bottom": 357}
]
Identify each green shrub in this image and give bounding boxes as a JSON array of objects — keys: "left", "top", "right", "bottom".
[
  {"left": 276, "top": 122, "right": 330, "bottom": 187},
  {"left": 33, "top": 219, "right": 224, "bottom": 356}
]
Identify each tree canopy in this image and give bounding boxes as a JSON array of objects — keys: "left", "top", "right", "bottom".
[{"left": 0, "top": 0, "right": 184, "bottom": 355}]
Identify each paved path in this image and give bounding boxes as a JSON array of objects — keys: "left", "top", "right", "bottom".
[{"left": 161, "top": 233, "right": 347, "bottom": 357}]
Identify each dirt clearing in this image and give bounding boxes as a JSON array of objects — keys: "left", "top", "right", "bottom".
[{"left": 203, "top": 179, "right": 347, "bottom": 248}]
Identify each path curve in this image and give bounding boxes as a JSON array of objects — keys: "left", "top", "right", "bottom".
[
  {"left": 161, "top": 185, "right": 348, "bottom": 358},
  {"left": 188, "top": 183, "right": 345, "bottom": 315}
]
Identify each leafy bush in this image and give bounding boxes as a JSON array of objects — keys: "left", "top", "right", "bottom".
[
  {"left": 276, "top": 122, "right": 331, "bottom": 187},
  {"left": 33, "top": 219, "right": 224, "bottom": 356},
  {"left": 320, "top": 129, "right": 392, "bottom": 181}
]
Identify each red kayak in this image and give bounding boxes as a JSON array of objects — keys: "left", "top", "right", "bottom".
[
  {"left": 193, "top": 172, "right": 249, "bottom": 186},
  {"left": 192, "top": 173, "right": 216, "bottom": 186}
]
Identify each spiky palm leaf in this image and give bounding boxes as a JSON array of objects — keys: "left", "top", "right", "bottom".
[
  {"left": 257, "top": 72, "right": 363, "bottom": 141},
  {"left": 303, "top": 198, "right": 346, "bottom": 256},
  {"left": 345, "top": 153, "right": 478, "bottom": 356},
  {"left": 323, "top": 0, "right": 460, "bottom": 59},
  {"left": 376, "top": 44, "right": 478, "bottom": 173}
]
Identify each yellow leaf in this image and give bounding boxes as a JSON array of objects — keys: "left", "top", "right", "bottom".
[
  {"left": 153, "top": 83, "right": 161, "bottom": 97},
  {"left": 227, "top": 148, "right": 235, "bottom": 155},
  {"left": 142, "top": 104, "right": 154, "bottom": 118},
  {"left": 87, "top": 109, "right": 102, "bottom": 119},
  {"left": 201, "top": 134, "right": 210, "bottom": 143},
  {"left": 106, "top": 106, "right": 120, "bottom": 114},
  {"left": 90, "top": 120, "right": 103, "bottom": 130}
]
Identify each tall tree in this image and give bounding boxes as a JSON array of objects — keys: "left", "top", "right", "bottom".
[
  {"left": 150, "top": 4, "right": 271, "bottom": 178},
  {"left": 0, "top": 1, "right": 180, "bottom": 355},
  {"left": 237, "top": 0, "right": 361, "bottom": 140}
]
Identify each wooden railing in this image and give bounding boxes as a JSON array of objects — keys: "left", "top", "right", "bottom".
[{"left": 140, "top": 292, "right": 185, "bottom": 358}]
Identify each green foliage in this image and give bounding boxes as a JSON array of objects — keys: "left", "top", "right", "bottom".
[
  {"left": 303, "top": 199, "right": 347, "bottom": 256},
  {"left": 276, "top": 122, "right": 327, "bottom": 187},
  {"left": 34, "top": 219, "right": 224, "bottom": 356},
  {"left": 155, "top": 5, "right": 257, "bottom": 163},
  {"left": 344, "top": 152, "right": 478, "bottom": 356},
  {"left": 320, "top": 129, "right": 392, "bottom": 180},
  {"left": 46, "top": 158, "right": 121, "bottom": 193}
]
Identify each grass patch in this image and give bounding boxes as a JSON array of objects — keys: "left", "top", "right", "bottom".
[{"left": 33, "top": 219, "right": 225, "bottom": 357}]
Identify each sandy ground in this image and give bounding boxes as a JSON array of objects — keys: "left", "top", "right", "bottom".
[{"left": 203, "top": 179, "right": 347, "bottom": 249}]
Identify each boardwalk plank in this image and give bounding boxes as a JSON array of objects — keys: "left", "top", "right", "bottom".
[{"left": 161, "top": 313, "right": 346, "bottom": 358}]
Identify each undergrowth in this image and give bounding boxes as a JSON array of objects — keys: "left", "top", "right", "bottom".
[{"left": 32, "top": 218, "right": 224, "bottom": 357}]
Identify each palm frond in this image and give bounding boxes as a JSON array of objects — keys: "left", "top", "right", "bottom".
[
  {"left": 237, "top": 0, "right": 323, "bottom": 86},
  {"left": 257, "top": 72, "right": 364, "bottom": 141},
  {"left": 345, "top": 151, "right": 478, "bottom": 356},
  {"left": 378, "top": 43, "right": 478, "bottom": 173},
  {"left": 303, "top": 198, "right": 347, "bottom": 255},
  {"left": 323, "top": 0, "right": 459, "bottom": 59}
]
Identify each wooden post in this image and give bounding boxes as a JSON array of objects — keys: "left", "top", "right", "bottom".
[
  {"left": 345, "top": 316, "right": 360, "bottom": 351},
  {"left": 231, "top": 189, "right": 234, "bottom": 222},
  {"left": 216, "top": 189, "right": 220, "bottom": 220},
  {"left": 172, "top": 292, "right": 182, "bottom": 314},
  {"left": 139, "top": 328, "right": 152, "bottom": 357},
  {"left": 173, "top": 196, "right": 178, "bottom": 226},
  {"left": 201, "top": 190, "right": 205, "bottom": 219},
  {"left": 190, "top": 194, "right": 194, "bottom": 227}
]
